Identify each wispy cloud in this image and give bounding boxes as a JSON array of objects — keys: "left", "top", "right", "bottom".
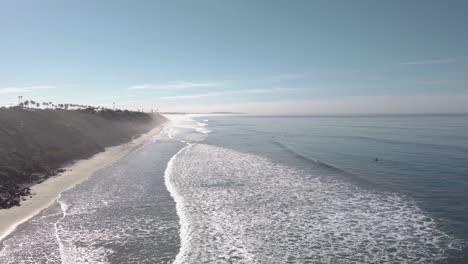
[
  {"left": 128, "top": 81, "right": 225, "bottom": 90},
  {"left": 157, "top": 93, "right": 223, "bottom": 100},
  {"left": 0, "top": 85, "right": 55, "bottom": 94},
  {"left": 260, "top": 73, "right": 304, "bottom": 82},
  {"left": 156, "top": 88, "right": 293, "bottom": 100},
  {"left": 99, "top": 94, "right": 139, "bottom": 100},
  {"left": 128, "top": 84, "right": 153, "bottom": 90},
  {"left": 396, "top": 58, "right": 455, "bottom": 66}
]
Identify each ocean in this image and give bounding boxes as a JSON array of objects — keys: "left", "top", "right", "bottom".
[{"left": 1, "top": 114, "right": 467, "bottom": 263}]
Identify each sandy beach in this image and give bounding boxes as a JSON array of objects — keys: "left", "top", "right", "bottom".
[{"left": 0, "top": 125, "right": 163, "bottom": 242}]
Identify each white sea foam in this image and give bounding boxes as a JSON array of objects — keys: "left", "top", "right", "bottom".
[
  {"left": 161, "top": 114, "right": 212, "bottom": 140},
  {"left": 0, "top": 136, "right": 179, "bottom": 264},
  {"left": 166, "top": 144, "right": 462, "bottom": 264},
  {"left": 164, "top": 145, "right": 192, "bottom": 264},
  {"left": 53, "top": 193, "right": 68, "bottom": 263},
  {"left": 195, "top": 127, "right": 211, "bottom": 134},
  {"left": 2, "top": 115, "right": 462, "bottom": 263}
]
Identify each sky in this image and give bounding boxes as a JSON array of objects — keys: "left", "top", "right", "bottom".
[{"left": 0, "top": 0, "right": 467, "bottom": 114}]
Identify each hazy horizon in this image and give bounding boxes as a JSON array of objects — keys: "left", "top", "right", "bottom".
[{"left": 1, "top": 0, "right": 467, "bottom": 114}]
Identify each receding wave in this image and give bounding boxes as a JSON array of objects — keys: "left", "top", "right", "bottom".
[
  {"left": 166, "top": 144, "right": 462, "bottom": 263},
  {"left": 0, "top": 143, "right": 181, "bottom": 264}
]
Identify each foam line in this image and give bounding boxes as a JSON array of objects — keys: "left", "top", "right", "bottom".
[
  {"left": 0, "top": 126, "right": 163, "bottom": 243},
  {"left": 166, "top": 143, "right": 462, "bottom": 263},
  {"left": 53, "top": 193, "right": 68, "bottom": 264},
  {"left": 164, "top": 144, "right": 191, "bottom": 264}
]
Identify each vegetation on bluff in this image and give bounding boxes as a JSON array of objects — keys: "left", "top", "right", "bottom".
[{"left": 0, "top": 106, "right": 166, "bottom": 208}]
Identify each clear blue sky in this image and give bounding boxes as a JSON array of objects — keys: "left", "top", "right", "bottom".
[{"left": 1, "top": 0, "right": 467, "bottom": 114}]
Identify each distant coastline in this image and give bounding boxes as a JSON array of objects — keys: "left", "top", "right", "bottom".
[
  {"left": 237, "top": 112, "right": 468, "bottom": 118},
  {"left": 160, "top": 111, "right": 246, "bottom": 115}
]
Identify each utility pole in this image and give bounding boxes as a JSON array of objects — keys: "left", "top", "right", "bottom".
[{"left": 18, "top": 96, "right": 23, "bottom": 106}]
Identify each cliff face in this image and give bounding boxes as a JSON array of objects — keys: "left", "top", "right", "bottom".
[{"left": 0, "top": 107, "right": 167, "bottom": 208}]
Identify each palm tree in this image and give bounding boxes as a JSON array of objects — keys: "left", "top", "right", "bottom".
[{"left": 24, "top": 100, "right": 30, "bottom": 108}]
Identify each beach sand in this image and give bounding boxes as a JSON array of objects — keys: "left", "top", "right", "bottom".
[{"left": 0, "top": 125, "right": 163, "bottom": 241}]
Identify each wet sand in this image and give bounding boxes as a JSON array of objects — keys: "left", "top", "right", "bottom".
[{"left": 0, "top": 126, "right": 162, "bottom": 241}]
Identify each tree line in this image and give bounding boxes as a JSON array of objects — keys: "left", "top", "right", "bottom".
[
  {"left": 18, "top": 100, "right": 109, "bottom": 111},
  {"left": 1, "top": 98, "right": 157, "bottom": 113}
]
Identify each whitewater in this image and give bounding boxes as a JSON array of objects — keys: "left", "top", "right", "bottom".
[
  {"left": 163, "top": 117, "right": 461, "bottom": 263},
  {"left": 0, "top": 114, "right": 466, "bottom": 263}
]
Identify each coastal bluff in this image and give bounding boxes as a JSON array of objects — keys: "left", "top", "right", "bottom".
[{"left": 0, "top": 107, "right": 166, "bottom": 209}]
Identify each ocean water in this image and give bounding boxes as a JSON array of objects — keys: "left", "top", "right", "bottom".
[
  {"left": 0, "top": 136, "right": 184, "bottom": 263},
  {"left": 166, "top": 114, "right": 468, "bottom": 263},
  {"left": 1, "top": 114, "right": 467, "bottom": 263}
]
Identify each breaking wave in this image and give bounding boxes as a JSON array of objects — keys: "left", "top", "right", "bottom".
[{"left": 165, "top": 144, "right": 462, "bottom": 264}]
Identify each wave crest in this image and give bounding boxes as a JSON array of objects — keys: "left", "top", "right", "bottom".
[{"left": 166, "top": 144, "right": 462, "bottom": 263}]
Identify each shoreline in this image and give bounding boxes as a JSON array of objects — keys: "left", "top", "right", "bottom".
[
  {"left": 164, "top": 144, "right": 191, "bottom": 264},
  {"left": 0, "top": 125, "right": 163, "bottom": 242}
]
